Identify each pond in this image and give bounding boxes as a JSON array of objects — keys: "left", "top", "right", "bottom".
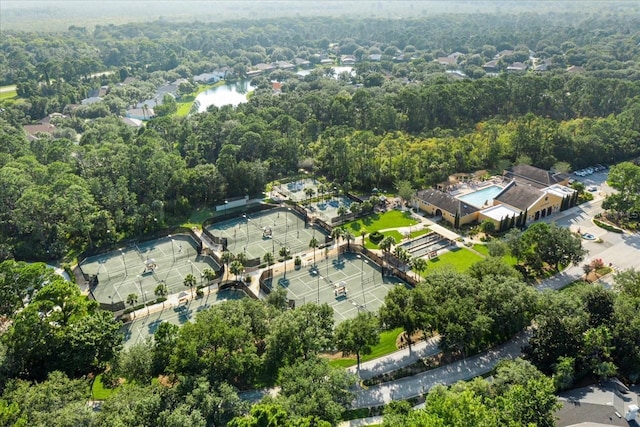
[{"left": 195, "top": 80, "right": 255, "bottom": 111}]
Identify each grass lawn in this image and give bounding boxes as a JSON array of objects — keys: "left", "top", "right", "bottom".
[
  {"left": 180, "top": 206, "right": 217, "bottom": 229},
  {"left": 410, "top": 227, "right": 430, "bottom": 239},
  {"left": 92, "top": 374, "right": 116, "bottom": 400},
  {"left": 364, "top": 230, "right": 404, "bottom": 249},
  {"left": 345, "top": 210, "right": 418, "bottom": 234},
  {"left": 473, "top": 243, "right": 518, "bottom": 266},
  {"left": 0, "top": 88, "right": 17, "bottom": 100},
  {"left": 174, "top": 82, "right": 224, "bottom": 117},
  {"left": 472, "top": 243, "right": 489, "bottom": 256},
  {"left": 422, "top": 247, "right": 484, "bottom": 274},
  {"left": 328, "top": 328, "right": 403, "bottom": 368}
]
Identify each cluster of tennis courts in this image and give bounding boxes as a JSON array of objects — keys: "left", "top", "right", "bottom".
[
  {"left": 205, "top": 208, "right": 329, "bottom": 260},
  {"left": 266, "top": 252, "right": 411, "bottom": 323},
  {"left": 121, "top": 288, "right": 247, "bottom": 348},
  {"left": 80, "top": 234, "right": 221, "bottom": 307}
]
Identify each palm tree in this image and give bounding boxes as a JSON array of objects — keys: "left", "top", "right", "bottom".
[
  {"left": 154, "top": 283, "right": 168, "bottom": 308},
  {"left": 304, "top": 187, "right": 315, "bottom": 203},
  {"left": 360, "top": 230, "right": 367, "bottom": 245},
  {"left": 279, "top": 246, "right": 290, "bottom": 278},
  {"left": 379, "top": 236, "right": 396, "bottom": 262},
  {"left": 202, "top": 268, "right": 216, "bottom": 283},
  {"left": 235, "top": 252, "right": 248, "bottom": 266},
  {"left": 263, "top": 252, "right": 275, "bottom": 268},
  {"left": 183, "top": 274, "right": 196, "bottom": 298},
  {"left": 126, "top": 293, "right": 138, "bottom": 318},
  {"left": 337, "top": 206, "right": 347, "bottom": 217},
  {"left": 229, "top": 260, "right": 244, "bottom": 282},
  {"left": 309, "top": 236, "right": 319, "bottom": 267},
  {"left": 221, "top": 251, "right": 234, "bottom": 269},
  {"left": 410, "top": 257, "right": 428, "bottom": 277},
  {"left": 317, "top": 183, "right": 325, "bottom": 201},
  {"left": 331, "top": 227, "right": 344, "bottom": 261},
  {"left": 343, "top": 230, "right": 355, "bottom": 250}
]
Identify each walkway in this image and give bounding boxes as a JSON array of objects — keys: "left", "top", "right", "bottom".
[
  {"left": 351, "top": 331, "right": 530, "bottom": 409},
  {"left": 348, "top": 336, "right": 441, "bottom": 380}
]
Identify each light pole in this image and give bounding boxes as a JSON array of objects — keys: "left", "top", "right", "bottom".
[
  {"left": 357, "top": 254, "right": 367, "bottom": 309},
  {"left": 224, "top": 200, "right": 228, "bottom": 217},
  {"left": 317, "top": 274, "right": 322, "bottom": 304},
  {"left": 169, "top": 235, "right": 175, "bottom": 262},
  {"left": 284, "top": 209, "right": 290, "bottom": 247},
  {"left": 121, "top": 250, "right": 127, "bottom": 272},
  {"left": 188, "top": 260, "right": 194, "bottom": 277},
  {"left": 137, "top": 275, "right": 147, "bottom": 315}
]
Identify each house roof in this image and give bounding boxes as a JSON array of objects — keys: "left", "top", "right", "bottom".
[
  {"left": 416, "top": 189, "right": 478, "bottom": 217},
  {"left": 493, "top": 181, "right": 544, "bottom": 211},
  {"left": 480, "top": 204, "right": 522, "bottom": 221},
  {"left": 24, "top": 123, "right": 56, "bottom": 137},
  {"left": 505, "top": 164, "right": 568, "bottom": 189},
  {"left": 507, "top": 62, "right": 528, "bottom": 71},
  {"left": 436, "top": 56, "right": 458, "bottom": 66},
  {"left": 567, "top": 65, "right": 585, "bottom": 73},
  {"left": 555, "top": 381, "right": 639, "bottom": 427}
]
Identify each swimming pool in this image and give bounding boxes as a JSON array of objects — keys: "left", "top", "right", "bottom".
[{"left": 457, "top": 185, "right": 504, "bottom": 208}]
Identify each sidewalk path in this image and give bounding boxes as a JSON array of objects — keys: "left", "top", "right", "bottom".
[
  {"left": 351, "top": 331, "right": 530, "bottom": 409},
  {"left": 348, "top": 336, "right": 441, "bottom": 380}
]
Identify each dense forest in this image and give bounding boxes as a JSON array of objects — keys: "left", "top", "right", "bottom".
[
  {"left": 1, "top": 12, "right": 640, "bottom": 260},
  {"left": 1, "top": 7, "right": 640, "bottom": 426}
]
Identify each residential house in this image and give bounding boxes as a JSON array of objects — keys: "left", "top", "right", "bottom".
[
  {"left": 272, "top": 81, "right": 283, "bottom": 93},
  {"left": 80, "top": 96, "right": 103, "bottom": 106},
  {"left": 275, "top": 61, "right": 295, "bottom": 70},
  {"left": 340, "top": 55, "right": 356, "bottom": 65},
  {"left": 320, "top": 58, "right": 334, "bottom": 65},
  {"left": 436, "top": 56, "right": 458, "bottom": 67},
  {"left": 555, "top": 380, "right": 639, "bottom": 427},
  {"left": 567, "top": 65, "right": 585, "bottom": 73},
  {"left": 125, "top": 107, "right": 155, "bottom": 121},
  {"left": 506, "top": 62, "right": 528, "bottom": 72},
  {"left": 483, "top": 60, "right": 500, "bottom": 73},
  {"left": 368, "top": 54, "right": 382, "bottom": 62},
  {"left": 120, "top": 117, "right": 143, "bottom": 127},
  {"left": 415, "top": 189, "right": 479, "bottom": 228},
  {"left": 193, "top": 69, "right": 227, "bottom": 84},
  {"left": 294, "top": 58, "right": 311, "bottom": 68},
  {"left": 23, "top": 123, "right": 57, "bottom": 141}
]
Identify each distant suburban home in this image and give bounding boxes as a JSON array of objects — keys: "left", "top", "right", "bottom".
[
  {"left": 255, "top": 63, "right": 276, "bottom": 72},
  {"left": 294, "top": 58, "right": 311, "bottom": 68},
  {"left": 567, "top": 65, "right": 585, "bottom": 73},
  {"left": 534, "top": 62, "right": 549, "bottom": 72},
  {"left": 272, "top": 81, "right": 283, "bottom": 93},
  {"left": 506, "top": 62, "right": 528, "bottom": 72},
  {"left": 275, "top": 61, "right": 295, "bottom": 70},
  {"left": 495, "top": 49, "right": 514, "bottom": 59},
  {"left": 23, "top": 123, "right": 56, "bottom": 141},
  {"left": 368, "top": 54, "right": 382, "bottom": 61},
  {"left": 156, "top": 79, "right": 186, "bottom": 97},
  {"left": 436, "top": 56, "right": 458, "bottom": 66},
  {"left": 483, "top": 60, "right": 500, "bottom": 73},
  {"left": 193, "top": 69, "right": 227, "bottom": 84},
  {"left": 393, "top": 54, "right": 406, "bottom": 62},
  {"left": 340, "top": 55, "right": 356, "bottom": 65},
  {"left": 320, "top": 58, "right": 334, "bottom": 65},
  {"left": 120, "top": 117, "right": 143, "bottom": 127},
  {"left": 80, "top": 96, "right": 103, "bottom": 106},
  {"left": 415, "top": 189, "right": 479, "bottom": 228},
  {"left": 125, "top": 107, "right": 155, "bottom": 121}
]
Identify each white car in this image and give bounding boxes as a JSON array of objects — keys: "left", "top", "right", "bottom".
[{"left": 588, "top": 186, "right": 597, "bottom": 192}]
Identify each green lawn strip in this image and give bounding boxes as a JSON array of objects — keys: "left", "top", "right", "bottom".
[
  {"left": 92, "top": 374, "right": 116, "bottom": 400},
  {"left": 472, "top": 243, "right": 489, "bottom": 256},
  {"left": 345, "top": 210, "right": 418, "bottom": 234},
  {"left": 328, "top": 328, "right": 403, "bottom": 368},
  {"left": 180, "top": 206, "right": 217, "bottom": 229},
  {"left": 0, "top": 89, "right": 17, "bottom": 100},
  {"left": 409, "top": 227, "right": 430, "bottom": 238},
  {"left": 422, "top": 247, "right": 484, "bottom": 274}
]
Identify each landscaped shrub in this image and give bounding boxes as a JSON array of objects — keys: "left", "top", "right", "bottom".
[
  {"left": 369, "top": 231, "right": 384, "bottom": 244},
  {"left": 593, "top": 219, "right": 623, "bottom": 233}
]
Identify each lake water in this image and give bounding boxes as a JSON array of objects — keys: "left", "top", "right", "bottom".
[{"left": 195, "top": 80, "right": 255, "bottom": 111}]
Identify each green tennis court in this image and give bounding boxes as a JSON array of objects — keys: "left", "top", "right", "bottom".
[
  {"left": 80, "top": 234, "right": 221, "bottom": 306},
  {"left": 206, "top": 208, "right": 329, "bottom": 260},
  {"left": 266, "top": 252, "right": 411, "bottom": 323}
]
